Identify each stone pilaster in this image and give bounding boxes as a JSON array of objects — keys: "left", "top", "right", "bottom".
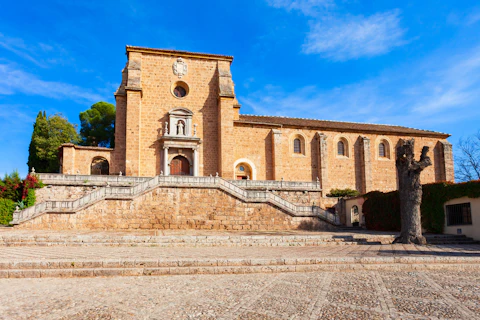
[
  {"left": 124, "top": 52, "right": 142, "bottom": 176},
  {"left": 361, "top": 136, "right": 372, "bottom": 193},
  {"left": 440, "top": 140, "right": 454, "bottom": 182},
  {"left": 316, "top": 133, "right": 328, "bottom": 192},
  {"left": 217, "top": 60, "right": 236, "bottom": 178},
  {"left": 271, "top": 129, "right": 283, "bottom": 180},
  {"left": 60, "top": 144, "right": 76, "bottom": 174}
]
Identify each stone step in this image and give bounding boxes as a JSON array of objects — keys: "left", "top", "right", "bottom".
[
  {"left": 1, "top": 256, "right": 479, "bottom": 279},
  {"left": 0, "top": 234, "right": 396, "bottom": 247}
]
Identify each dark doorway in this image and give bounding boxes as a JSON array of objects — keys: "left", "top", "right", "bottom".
[
  {"left": 170, "top": 156, "right": 190, "bottom": 176},
  {"left": 91, "top": 157, "right": 109, "bottom": 175}
]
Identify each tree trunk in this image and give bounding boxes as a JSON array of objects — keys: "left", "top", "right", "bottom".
[{"left": 393, "top": 139, "right": 432, "bottom": 245}]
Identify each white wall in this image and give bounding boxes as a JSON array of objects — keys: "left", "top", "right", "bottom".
[{"left": 444, "top": 197, "right": 480, "bottom": 241}]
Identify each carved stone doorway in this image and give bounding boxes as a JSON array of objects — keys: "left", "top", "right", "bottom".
[{"left": 170, "top": 155, "right": 190, "bottom": 176}]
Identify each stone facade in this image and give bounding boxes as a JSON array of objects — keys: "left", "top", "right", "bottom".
[{"left": 59, "top": 46, "right": 454, "bottom": 195}]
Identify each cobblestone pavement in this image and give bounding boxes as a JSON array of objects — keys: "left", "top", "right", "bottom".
[
  {"left": 0, "top": 244, "right": 479, "bottom": 262},
  {"left": 0, "top": 270, "right": 479, "bottom": 319}
]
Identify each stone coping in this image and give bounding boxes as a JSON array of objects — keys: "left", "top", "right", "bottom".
[{"left": 37, "top": 173, "right": 322, "bottom": 190}]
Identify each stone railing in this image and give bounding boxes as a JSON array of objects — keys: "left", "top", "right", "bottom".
[
  {"left": 12, "top": 176, "right": 338, "bottom": 226},
  {"left": 37, "top": 173, "right": 150, "bottom": 186},
  {"left": 37, "top": 174, "right": 322, "bottom": 190},
  {"left": 230, "top": 179, "right": 321, "bottom": 190}
]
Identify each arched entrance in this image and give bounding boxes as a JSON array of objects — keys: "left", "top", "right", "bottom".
[
  {"left": 235, "top": 163, "right": 252, "bottom": 180},
  {"left": 91, "top": 157, "right": 109, "bottom": 175},
  {"left": 170, "top": 155, "right": 190, "bottom": 176}
]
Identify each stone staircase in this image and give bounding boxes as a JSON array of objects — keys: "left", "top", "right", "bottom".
[
  {"left": 11, "top": 176, "right": 340, "bottom": 227},
  {"left": 0, "top": 232, "right": 396, "bottom": 247},
  {"left": 425, "top": 234, "right": 480, "bottom": 245}
]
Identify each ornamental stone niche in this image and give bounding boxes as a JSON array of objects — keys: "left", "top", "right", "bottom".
[{"left": 159, "top": 107, "right": 201, "bottom": 176}]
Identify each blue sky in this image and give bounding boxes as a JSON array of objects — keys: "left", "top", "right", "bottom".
[{"left": 1, "top": 0, "right": 479, "bottom": 178}]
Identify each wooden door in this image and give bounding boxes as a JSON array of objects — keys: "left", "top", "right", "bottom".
[{"left": 170, "top": 156, "right": 190, "bottom": 175}]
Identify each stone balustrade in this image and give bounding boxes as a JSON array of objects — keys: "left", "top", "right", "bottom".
[
  {"left": 15, "top": 175, "right": 337, "bottom": 226},
  {"left": 37, "top": 174, "right": 322, "bottom": 190}
]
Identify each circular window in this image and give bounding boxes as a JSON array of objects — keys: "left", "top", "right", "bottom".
[
  {"left": 239, "top": 166, "right": 245, "bottom": 172},
  {"left": 171, "top": 81, "right": 189, "bottom": 99},
  {"left": 174, "top": 86, "right": 186, "bottom": 98}
]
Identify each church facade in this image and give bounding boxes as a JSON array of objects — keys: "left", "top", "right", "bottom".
[{"left": 60, "top": 46, "right": 454, "bottom": 195}]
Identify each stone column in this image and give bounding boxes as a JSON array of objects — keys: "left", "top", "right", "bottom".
[
  {"left": 193, "top": 147, "right": 199, "bottom": 177},
  {"left": 271, "top": 129, "right": 283, "bottom": 180},
  {"left": 440, "top": 140, "right": 454, "bottom": 182},
  {"left": 361, "top": 136, "right": 372, "bottom": 193},
  {"left": 316, "top": 133, "right": 328, "bottom": 192},
  {"left": 163, "top": 146, "right": 169, "bottom": 175}
]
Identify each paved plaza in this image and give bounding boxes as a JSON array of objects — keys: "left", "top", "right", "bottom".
[
  {"left": 0, "top": 270, "right": 479, "bottom": 319},
  {"left": 0, "top": 229, "right": 479, "bottom": 319}
]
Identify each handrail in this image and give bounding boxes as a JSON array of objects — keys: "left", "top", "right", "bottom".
[{"left": 12, "top": 175, "right": 338, "bottom": 226}]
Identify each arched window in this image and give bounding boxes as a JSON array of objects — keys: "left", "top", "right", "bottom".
[
  {"left": 337, "top": 141, "right": 345, "bottom": 156},
  {"left": 377, "top": 139, "right": 390, "bottom": 159},
  {"left": 293, "top": 138, "right": 301, "bottom": 154},
  {"left": 379, "top": 142, "right": 386, "bottom": 157}
]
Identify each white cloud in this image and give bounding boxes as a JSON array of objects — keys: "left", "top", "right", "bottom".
[
  {"left": 303, "top": 10, "right": 407, "bottom": 60},
  {"left": 0, "top": 33, "right": 73, "bottom": 68},
  {"left": 266, "top": 0, "right": 334, "bottom": 16},
  {"left": 240, "top": 45, "right": 480, "bottom": 130},
  {"left": 467, "top": 11, "right": 480, "bottom": 25},
  {"left": 0, "top": 63, "right": 105, "bottom": 103}
]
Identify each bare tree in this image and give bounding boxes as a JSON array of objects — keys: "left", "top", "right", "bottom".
[
  {"left": 456, "top": 131, "right": 480, "bottom": 182},
  {"left": 394, "top": 139, "right": 431, "bottom": 245}
]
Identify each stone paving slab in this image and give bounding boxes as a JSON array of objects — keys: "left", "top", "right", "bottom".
[{"left": 0, "top": 270, "right": 479, "bottom": 319}]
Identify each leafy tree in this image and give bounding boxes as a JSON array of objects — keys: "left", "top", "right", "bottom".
[
  {"left": 456, "top": 131, "right": 480, "bottom": 182},
  {"left": 79, "top": 101, "right": 116, "bottom": 148},
  {"left": 27, "top": 111, "right": 80, "bottom": 173}
]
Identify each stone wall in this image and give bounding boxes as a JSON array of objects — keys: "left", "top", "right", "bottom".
[
  {"left": 271, "top": 190, "right": 322, "bottom": 206},
  {"left": 35, "top": 186, "right": 95, "bottom": 204},
  {"left": 18, "top": 187, "right": 335, "bottom": 231},
  {"left": 231, "top": 125, "right": 451, "bottom": 194}
]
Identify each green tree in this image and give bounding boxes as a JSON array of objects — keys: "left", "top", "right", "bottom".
[
  {"left": 79, "top": 101, "right": 116, "bottom": 147},
  {"left": 27, "top": 112, "right": 80, "bottom": 173}
]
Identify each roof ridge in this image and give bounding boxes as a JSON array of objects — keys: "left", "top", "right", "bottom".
[{"left": 239, "top": 114, "right": 448, "bottom": 135}]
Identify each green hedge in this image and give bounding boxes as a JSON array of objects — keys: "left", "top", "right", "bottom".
[
  {"left": 363, "top": 191, "right": 401, "bottom": 231},
  {"left": 0, "top": 198, "right": 15, "bottom": 225},
  {"left": 328, "top": 188, "right": 360, "bottom": 197},
  {"left": 363, "top": 180, "right": 480, "bottom": 233}
]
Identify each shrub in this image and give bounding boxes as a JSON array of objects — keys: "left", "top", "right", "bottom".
[
  {"left": 0, "top": 198, "right": 15, "bottom": 225},
  {"left": 0, "top": 171, "right": 22, "bottom": 202},
  {"left": 327, "top": 188, "right": 360, "bottom": 198}
]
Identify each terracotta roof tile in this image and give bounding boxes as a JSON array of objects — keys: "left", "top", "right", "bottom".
[{"left": 237, "top": 115, "right": 450, "bottom": 138}]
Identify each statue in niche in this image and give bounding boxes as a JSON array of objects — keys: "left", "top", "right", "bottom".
[{"left": 177, "top": 120, "right": 185, "bottom": 136}]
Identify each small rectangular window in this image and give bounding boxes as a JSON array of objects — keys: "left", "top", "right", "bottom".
[{"left": 446, "top": 203, "right": 472, "bottom": 226}]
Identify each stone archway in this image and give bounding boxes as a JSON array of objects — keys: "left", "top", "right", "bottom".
[
  {"left": 233, "top": 158, "right": 257, "bottom": 180},
  {"left": 91, "top": 157, "right": 109, "bottom": 175},
  {"left": 170, "top": 155, "right": 191, "bottom": 176}
]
